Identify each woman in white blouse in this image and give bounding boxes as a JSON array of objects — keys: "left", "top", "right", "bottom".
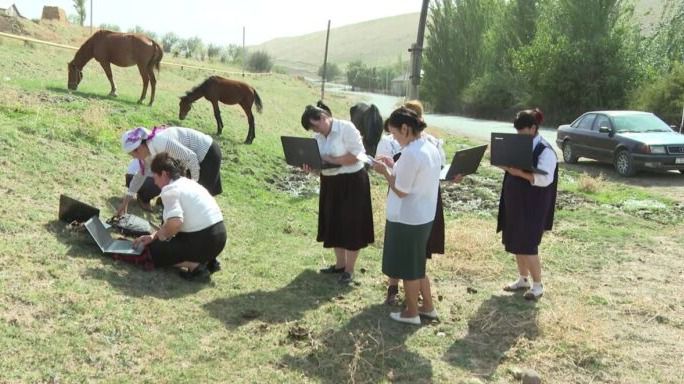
[
  {"left": 133, "top": 152, "right": 226, "bottom": 281},
  {"left": 118, "top": 125, "right": 222, "bottom": 215},
  {"left": 300, "top": 104, "right": 375, "bottom": 285},
  {"left": 372, "top": 107, "right": 442, "bottom": 325}
]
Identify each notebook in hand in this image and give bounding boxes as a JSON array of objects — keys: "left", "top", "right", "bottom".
[
  {"left": 440, "top": 145, "right": 488, "bottom": 180},
  {"left": 59, "top": 194, "right": 100, "bottom": 223},
  {"left": 280, "top": 136, "right": 341, "bottom": 170},
  {"left": 490, "top": 133, "right": 548, "bottom": 175},
  {"left": 84, "top": 216, "right": 144, "bottom": 255}
]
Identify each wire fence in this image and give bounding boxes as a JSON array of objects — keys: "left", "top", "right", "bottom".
[{"left": 0, "top": 31, "right": 270, "bottom": 77}]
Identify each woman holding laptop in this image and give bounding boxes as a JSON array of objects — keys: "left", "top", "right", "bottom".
[
  {"left": 299, "top": 104, "right": 374, "bottom": 285},
  {"left": 497, "top": 108, "right": 558, "bottom": 300}
]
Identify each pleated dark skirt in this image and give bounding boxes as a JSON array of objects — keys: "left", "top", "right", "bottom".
[
  {"left": 198, "top": 140, "right": 223, "bottom": 196},
  {"left": 382, "top": 220, "right": 433, "bottom": 280},
  {"left": 425, "top": 186, "right": 445, "bottom": 258},
  {"left": 317, "top": 169, "right": 374, "bottom": 251},
  {"left": 149, "top": 221, "right": 227, "bottom": 267},
  {"left": 500, "top": 177, "right": 548, "bottom": 255}
]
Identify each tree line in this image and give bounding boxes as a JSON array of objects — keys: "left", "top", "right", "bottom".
[{"left": 422, "top": 0, "right": 684, "bottom": 125}]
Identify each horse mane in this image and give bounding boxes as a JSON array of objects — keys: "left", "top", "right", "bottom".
[
  {"left": 182, "top": 76, "right": 217, "bottom": 100},
  {"left": 71, "top": 30, "right": 111, "bottom": 67}
]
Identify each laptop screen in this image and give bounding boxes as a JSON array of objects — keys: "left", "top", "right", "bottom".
[
  {"left": 59, "top": 194, "right": 100, "bottom": 223},
  {"left": 84, "top": 216, "right": 113, "bottom": 251}
]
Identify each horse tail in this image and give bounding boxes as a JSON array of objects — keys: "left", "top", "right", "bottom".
[
  {"left": 253, "top": 89, "right": 263, "bottom": 113},
  {"left": 151, "top": 40, "right": 163, "bottom": 73}
]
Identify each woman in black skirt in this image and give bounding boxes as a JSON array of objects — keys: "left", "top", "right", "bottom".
[
  {"left": 497, "top": 108, "right": 558, "bottom": 300},
  {"left": 300, "top": 105, "right": 375, "bottom": 285},
  {"left": 372, "top": 107, "right": 442, "bottom": 325},
  {"left": 133, "top": 152, "right": 227, "bottom": 281}
]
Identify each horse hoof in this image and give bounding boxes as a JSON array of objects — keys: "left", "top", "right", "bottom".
[
  {"left": 109, "top": 93, "right": 118, "bottom": 98},
  {"left": 244, "top": 139, "right": 254, "bottom": 145}
]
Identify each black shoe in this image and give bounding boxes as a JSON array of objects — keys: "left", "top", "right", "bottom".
[
  {"left": 207, "top": 259, "right": 221, "bottom": 274},
  {"left": 320, "top": 265, "right": 345, "bottom": 274},
  {"left": 338, "top": 272, "right": 353, "bottom": 285},
  {"left": 179, "top": 264, "right": 211, "bottom": 282}
]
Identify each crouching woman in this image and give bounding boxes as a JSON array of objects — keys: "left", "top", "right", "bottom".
[{"left": 133, "top": 152, "right": 227, "bottom": 281}]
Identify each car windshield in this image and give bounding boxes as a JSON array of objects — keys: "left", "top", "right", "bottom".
[{"left": 613, "top": 114, "right": 671, "bottom": 133}]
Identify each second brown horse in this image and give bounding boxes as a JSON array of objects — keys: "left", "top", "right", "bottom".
[
  {"left": 68, "top": 30, "right": 163, "bottom": 105},
  {"left": 179, "top": 76, "right": 263, "bottom": 144}
]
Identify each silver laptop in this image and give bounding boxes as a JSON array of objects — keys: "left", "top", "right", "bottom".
[{"left": 84, "top": 216, "right": 144, "bottom": 255}]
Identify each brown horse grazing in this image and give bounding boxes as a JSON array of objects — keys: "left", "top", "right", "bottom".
[
  {"left": 179, "top": 76, "right": 263, "bottom": 144},
  {"left": 67, "top": 30, "right": 163, "bottom": 105}
]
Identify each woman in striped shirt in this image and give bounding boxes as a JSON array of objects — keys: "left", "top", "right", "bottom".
[{"left": 117, "top": 125, "right": 222, "bottom": 215}]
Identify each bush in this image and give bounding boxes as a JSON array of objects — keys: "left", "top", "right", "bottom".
[
  {"left": 631, "top": 62, "right": 684, "bottom": 126},
  {"left": 246, "top": 51, "right": 273, "bottom": 73},
  {"left": 462, "top": 71, "right": 523, "bottom": 120}
]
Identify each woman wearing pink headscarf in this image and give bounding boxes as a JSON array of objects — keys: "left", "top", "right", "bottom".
[{"left": 118, "top": 125, "right": 222, "bottom": 215}]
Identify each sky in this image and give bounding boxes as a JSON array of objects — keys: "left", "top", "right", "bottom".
[{"left": 17, "top": 0, "right": 423, "bottom": 45}]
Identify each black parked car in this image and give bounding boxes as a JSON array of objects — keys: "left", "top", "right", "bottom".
[{"left": 556, "top": 111, "right": 684, "bottom": 176}]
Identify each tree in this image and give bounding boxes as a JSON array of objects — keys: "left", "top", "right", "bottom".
[
  {"left": 422, "top": 0, "right": 498, "bottom": 113},
  {"left": 246, "top": 51, "right": 273, "bottom": 73},
  {"left": 73, "top": 0, "right": 86, "bottom": 26},
  {"left": 99, "top": 23, "right": 120, "bottom": 32},
  {"left": 318, "top": 63, "right": 341, "bottom": 81},
  {"left": 184, "top": 37, "right": 205, "bottom": 60},
  {"left": 161, "top": 32, "right": 179, "bottom": 53},
  {"left": 207, "top": 44, "right": 221, "bottom": 60},
  {"left": 513, "top": 0, "right": 642, "bottom": 122}
]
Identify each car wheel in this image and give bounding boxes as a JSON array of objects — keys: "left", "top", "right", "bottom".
[
  {"left": 614, "top": 149, "right": 636, "bottom": 177},
  {"left": 562, "top": 141, "right": 579, "bottom": 164}
]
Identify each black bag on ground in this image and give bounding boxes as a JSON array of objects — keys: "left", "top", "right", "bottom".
[{"left": 106, "top": 214, "right": 154, "bottom": 237}]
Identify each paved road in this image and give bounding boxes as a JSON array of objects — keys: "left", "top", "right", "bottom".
[
  {"left": 334, "top": 90, "right": 560, "bottom": 150},
  {"left": 333, "top": 89, "right": 684, "bottom": 201}
]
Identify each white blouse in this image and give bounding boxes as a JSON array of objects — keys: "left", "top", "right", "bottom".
[
  {"left": 376, "top": 132, "right": 447, "bottom": 167},
  {"left": 386, "top": 137, "right": 442, "bottom": 225},
  {"left": 127, "top": 127, "right": 213, "bottom": 197},
  {"left": 531, "top": 135, "right": 558, "bottom": 187},
  {"left": 315, "top": 119, "right": 366, "bottom": 176},
  {"left": 161, "top": 177, "right": 223, "bottom": 233}
]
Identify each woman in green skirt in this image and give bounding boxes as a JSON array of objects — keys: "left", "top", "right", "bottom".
[{"left": 372, "top": 107, "right": 442, "bottom": 325}]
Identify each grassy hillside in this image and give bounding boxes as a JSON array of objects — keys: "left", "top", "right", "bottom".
[
  {"left": 1, "top": 17, "right": 684, "bottom": 384},
  {"left": 250, "top": 13, "right": 419, "bottom": 76}
]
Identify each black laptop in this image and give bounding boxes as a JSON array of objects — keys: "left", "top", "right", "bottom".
[
  {"left": 440, "top": 145, "right": 488, "bottom": 180},
  {"left": 58, "top": 194, "right": 100, "bottom": 223},
  {"left": 280, "top": 136, "right": 341, "bottom": 170},
  {"left": 490, "top": 133, "right": 547, "bottom": 175}
]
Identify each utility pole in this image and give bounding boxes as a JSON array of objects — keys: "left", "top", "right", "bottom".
[
  {"left": 408, "top": 0, "right": 429, "bottom": 100},
  {"left": 320, "top": 20, "right": 331, "bottom": 101},
  {"left": 89, "top": 0, "right": 93, "bottom": 34},
  {"left": 242, "top": 26, "right": 245, "bottom": 77}
]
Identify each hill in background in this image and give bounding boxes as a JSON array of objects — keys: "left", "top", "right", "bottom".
[{"left": 250, "top": 12, "right": 419, "bottom": 77}]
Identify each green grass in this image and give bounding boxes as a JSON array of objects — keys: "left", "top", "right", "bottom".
[{"left": 1, "top": 33, "right": 684, "bottom": 384}]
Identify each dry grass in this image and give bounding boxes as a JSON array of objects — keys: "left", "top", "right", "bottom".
[{"left": 577, "top": 172, "right": 606, "bottom": 194}]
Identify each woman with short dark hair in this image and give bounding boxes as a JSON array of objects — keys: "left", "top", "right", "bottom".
[
  {"left": 300, "top": 104, "right": 375, "bottom": 285},
  {"left": 372, "top": 107, "right": 442, "bottom": 325},
  {"left": 497, "top": 108, "right": 558, "bottom": 300},
  {"left": 133, "top": 152, "right": 227, "bottom": 281}
]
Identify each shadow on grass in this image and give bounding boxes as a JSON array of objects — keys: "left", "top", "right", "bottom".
[
  {"left": 44, "top": 219, "right": 207, "bottom": 298},
  {"left": 203, "top": 269, "right": 347, "bottom": 328},
  {"left": 280, "top": 304, "right": 433, "bottom": 383},
  {"left": 444, "top": 294, "right": 539, "bottom": 378},
  {"left": 45, "top": 86, "right": 141, "bottom": 106}
]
